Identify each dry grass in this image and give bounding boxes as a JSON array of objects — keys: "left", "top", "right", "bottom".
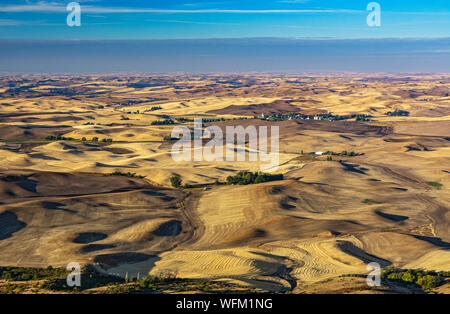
[{"left": 0, "top": 73, "right": 449, "bottom": 293}]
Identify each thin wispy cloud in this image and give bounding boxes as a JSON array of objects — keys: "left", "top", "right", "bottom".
[
  {"left": 2, "top": 2, "right": 447, "bottom": 15},
  {"left": 93, "top": 9, "right": 361, "bottom": 14},
  {"left": 0, "top": 19, "right": 25, "bottom": 26},
  {"left": 0, "top": 3, "right": 362, "bottom": 14},
  {"left": 1, "top": 1, "right": 448, "bottom": 40},
  {"left": 145, "top": 19, "right": 242, "bottom": 26},
  {"left": 278, "top": 0, "right": 311, "bottom": 3},
  {"left": 0, "top": 18, "right": 62, "bottom": 26}
]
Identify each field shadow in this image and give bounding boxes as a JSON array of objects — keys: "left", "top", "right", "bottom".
[
  {"left": 153, "top": 220, "right": 182, "bottom": 237},
  {"left": 93, "top": 252, "right": 157, "bottom": 268},
  {"left": 42, "top": 201, "right": 77, "bottom": 214},
  {"left": 337, "top": 240, "right": 392, "bottom": 267},
  {"left": 375, "top": 211, "right": 409, "bottom": 222},
  {"left": 340, "top": 162, "right": 368, "bottom": 175},
  {"left": 2, "top": 175, "right": 37, "bottom": 192},
  {"left": 408, "top": 234, "right": 450, "bottom": 249},
  {"left": 0, "top": 211, "right": 27, "bottom": 240},
  {"left": 73, "top": 232, "right": 108, "bottom": 244},
  {"left": 141, "top": 190, "right": 167, "bottom": 197},
  {"left": 28, "top": 153, "right": 60, "bottom": 161},
  {"left": 80, "top": 244, "right": 116, "bottom": 254}
]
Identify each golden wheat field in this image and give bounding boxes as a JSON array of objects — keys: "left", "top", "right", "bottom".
[{"left": 0, "top": 73, "right": 449, "bottom": 294}]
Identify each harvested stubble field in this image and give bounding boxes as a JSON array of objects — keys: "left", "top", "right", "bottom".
[{"left": 0, "top": 73, "right": 449, "bottom": 294}]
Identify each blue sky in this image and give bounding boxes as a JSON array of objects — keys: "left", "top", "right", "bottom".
[
  {"left": 2, "top": 38, "right": 449, "bottom": 73},
  {"left": 0, "top": 0, "right": 449, "bottom": 39},
  {"left": 1, "top": 1, "right": 448, "bottom": 73}
]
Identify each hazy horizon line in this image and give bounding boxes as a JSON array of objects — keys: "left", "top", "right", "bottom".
[
  {"left": 1, "top": 37, "right": 448, "bottom": 73},
  {"left": 2, "top": 71, "right": 449, "bottom": 75},
  {"left": 0, "top": 37, "right": 449, "bottom": 42}
]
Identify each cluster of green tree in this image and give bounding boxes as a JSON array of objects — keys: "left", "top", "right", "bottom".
[
  {"left": 386, "top": 109, "right": 410, "bottom": 116},
  {"left": 45, "top": 135, "right": 76, "bottom": 141},
  {"left": 120, "top": 116, "right": 130, "bottom": 120},
  {"left": 106, "top": 172, "right": 145, "bottom": 179},
  {"left": 0, "top": 266, "right": 68, "bottom": 281},
  {"left": 126, "top": 110, "right": 140, "bottom": 114},
  {"left": 0, "top": 264, "right": 256, "bottom": 294},
  {"left": 134, "top": 271, "right": 246, "bottom": 293},
  {"left": 169, "top": 176, "right": 198, "bottom": 189},
  {"left": 171, "top": 117, "right": 249, "bottom": 124},
  {"left": 170, "top": 172, "right": 283, "bottom": 190},
  {"left": 151, "top": 119, "right": 175, "bottom": 125},
  {"left": 355, "top": 114, "right": 371, "bottom": 121},
  {"left": 149, "top": 106, "right": 162, "bottom": 111},
  {"left": 42, "top": 265, "right": 124, "bottom": 292},
  {"left": 426, "top": 181, "right": 443, "bottom": 188},
  {"left": 175, "top": 117, "right": 193, "bottom": 123},
  {"left": 45, "top": 135, "right": 113, "bottom": 143},
  {"left": 163, "top": 135, "right": 178, "bottom": 141},
  {"left": 204, "top": 117, "right": 248, "bottom": 123},
  {"left": 170, "top": 175, "right": 183, "bottom": 188},
  {"left": 324, "top": 150, "right": 358, "bottom": 157},
  {"left": 92, "top": 137, "right": 113, "bottom": 143},
  {"left": 260, "top": 112, "right": 352, "bottom": 122},
  {"left": 114, "top": 99, "right": 150, "bottom": 107},
  {"left": 350, "top": 113, "right": 372, "bottom": 120},
  {"left": 382, "top": 267, "right": 449, "bottom": 291},
  {"left": 82, "top": 137, "right": 112, "bottom": 143},
  {"left": 226, "top": 171, "right": 284, "bottom": 185},
  {"left": 138, "top": 271, "right": 178, "bottom": 288}
]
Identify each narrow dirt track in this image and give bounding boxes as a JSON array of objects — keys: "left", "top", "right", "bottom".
[
  {"left": 358, "top": 161, "right": 449, "bottom": 242},
  {"left": 416, "top": 194, "right": 450, "bottom": 243},
  {"left": 171, "top": 190, "right": 205, "bottom": 250},
  {"left": 360, "top": 161, "right": 431, "bottom": 189}
]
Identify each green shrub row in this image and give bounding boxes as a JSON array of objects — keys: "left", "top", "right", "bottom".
[
  {"left": 226, "top": 171, "right": 284, "bottom": 185},
  {"left": 106, "top": 171, "right": 145, "bottom": 179},
  {"left": 382, "top": 267, "right": 448, "bottom": 290},
  {"left": 0, "top": 266, "right": 68, "bottom": 282}
]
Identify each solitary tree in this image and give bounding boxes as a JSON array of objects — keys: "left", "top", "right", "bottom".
[{"left": 170, "top": 175, "right": 182, "bottom": 188}]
